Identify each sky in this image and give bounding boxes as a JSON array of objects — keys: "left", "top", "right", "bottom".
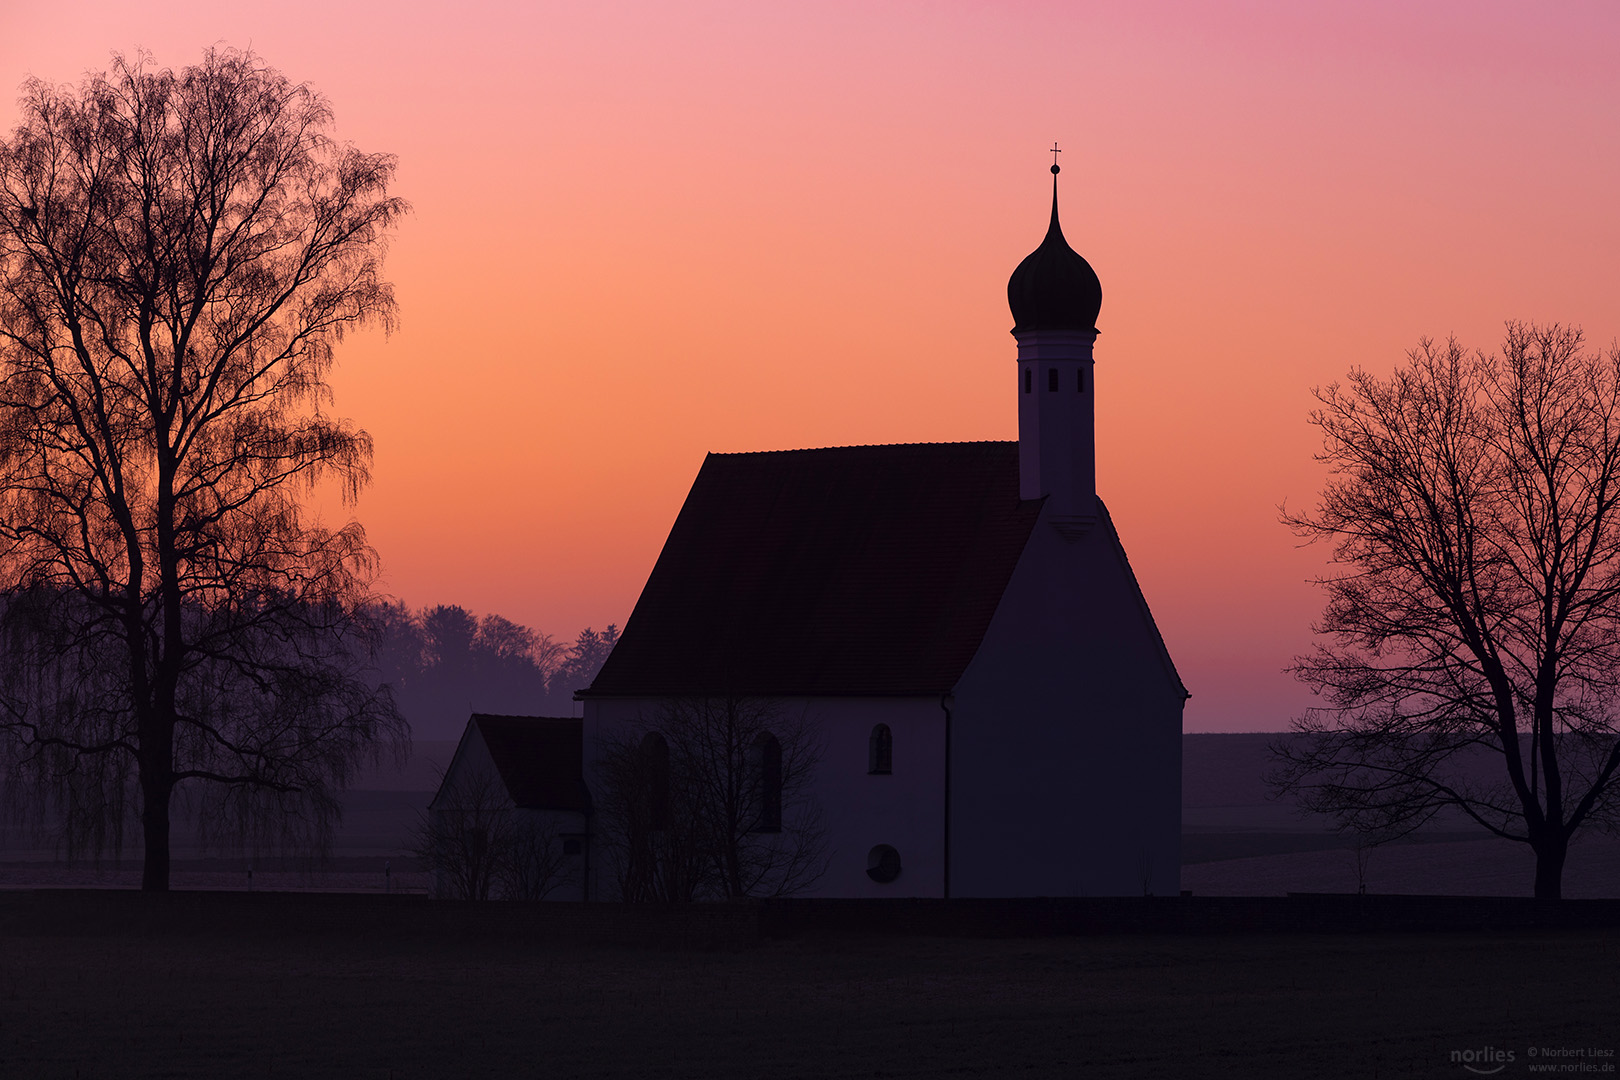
[{"left": 1, "top": 1, "right": 1617, "bottom": 732}]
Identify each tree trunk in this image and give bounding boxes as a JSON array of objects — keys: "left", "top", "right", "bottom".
[
  {"left": 140, "top": 769, "right": 172, "bottom": 892},
  {"left": 724, "top": 840, "right": 744, "bottom": 899},
  {"left": 1532, "top": 832, "right": 1568, "bottom": 900},
  {"left": 138, "top": 713, "right": 175, "bottom": 892}
]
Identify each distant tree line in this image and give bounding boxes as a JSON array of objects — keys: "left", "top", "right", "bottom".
[
  {"left": 372, "top": 603, "right": 619, "bottom": 740},
  {"left": 0, "top": 587, "right": 618, "bottom": 863},
  {"left": 0, "top": 584, "right": 402, "bottom": 868}
]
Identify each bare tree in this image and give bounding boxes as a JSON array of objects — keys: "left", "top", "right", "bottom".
[
  {"left": 413, "top": 765, "right": 570, "bottom": 901},
  {"left": 1277, "top": 324, "right": 1620, "bottom": 898},
  {"left": 498, "top": 815, "right": 572, "bottom": 902},
  {"left": 414, "top": 766, "right": 510, "bottom": 901},
  {"left": 597, "top": 696, "right": 826, "bottom": 902},
  {"left": 596, "top": 728, "right": 713, "bottom": 904},
  {"left": 0, "top": 48, "right": 409, "bottom": 890}
]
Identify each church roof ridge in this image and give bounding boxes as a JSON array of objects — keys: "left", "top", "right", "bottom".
[
  {"left": 706, "top": 439, "right": 1016, "bottom": 458},
  {"left": 467, "top": 712, "right": 577, "bottom": 723}
]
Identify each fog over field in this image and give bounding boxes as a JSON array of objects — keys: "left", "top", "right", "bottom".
[{"left": 4, "top": 735, "right": 1617, "bottom": 897}]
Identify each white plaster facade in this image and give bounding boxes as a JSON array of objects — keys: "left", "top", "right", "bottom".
[
  {"left": 584, "top": 694, "right": 950, "bottom": 898},
  {"left": 947, "top": 501, "right": 1184, "bottom": 897}
]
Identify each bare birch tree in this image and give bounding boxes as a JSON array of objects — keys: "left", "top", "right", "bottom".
[
  {"left": 1277, "top": 324, "right": 1620, "bottom": 898},
  {"left": 0, "top": 48, "right": 409, "bottom": 889}
]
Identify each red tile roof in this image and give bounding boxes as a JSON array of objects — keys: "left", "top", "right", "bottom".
[{"left": 584, "top": 442, "right": 1042, "bottom": 697}]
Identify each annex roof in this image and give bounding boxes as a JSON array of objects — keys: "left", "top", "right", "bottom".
[
  {"left": 584, "top": 441, "right": 1042, "bottom": 697},
  {"left": 440, "top": 714, "right": 590, "bottom": 812}
]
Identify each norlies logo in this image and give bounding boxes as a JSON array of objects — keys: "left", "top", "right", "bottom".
[{"left": 1453, "top": 1047, "right": 1516, "bottom": 1074}]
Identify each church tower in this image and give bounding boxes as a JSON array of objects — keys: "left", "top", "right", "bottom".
[{"left": 1007, "top": 162, "right": 1102, "bottom": 537}]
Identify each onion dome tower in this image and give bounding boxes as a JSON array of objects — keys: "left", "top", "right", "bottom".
[{"left": 1010, "top": 159, "right": 1100, "bottom": 536}]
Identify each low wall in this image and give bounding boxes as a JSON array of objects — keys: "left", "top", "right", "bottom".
[
  {"left": 2, "top": 890, "right": 1618, "bottom": 946},
  {"left": 0, "top": 889, "right": 759, "bottom": 948},
  {"left": 756, "top": 894, "right": 1620, "bottom": 936}
]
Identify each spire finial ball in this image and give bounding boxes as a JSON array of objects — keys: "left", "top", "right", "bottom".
[{"left": 1051, "top": 164, "right": 1060, "bottom": 175}]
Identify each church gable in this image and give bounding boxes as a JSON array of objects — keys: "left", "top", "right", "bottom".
[
  {"left": 585, "top": 442, "right": 1042, "bottom": 698},
  {"left": 945, "top": 501, "right": 1185, "bottom": 897},
  {"left": 1095, "top": 505, "right": 1188, "bottom": 699}
]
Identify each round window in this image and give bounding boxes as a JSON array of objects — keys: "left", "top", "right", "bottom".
[{"left": 866, "top": 844, "right": 902, "bottom": 884}]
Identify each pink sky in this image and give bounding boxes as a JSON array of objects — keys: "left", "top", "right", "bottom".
[{"left": 2, "top": 1, "right": 1617, "bottom": 731}]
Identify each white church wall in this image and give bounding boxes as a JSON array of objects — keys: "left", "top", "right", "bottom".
[
  {"left": 799, "top": 697, "right": 946, "bottom": 898},
  {"left": 427, "top": 719, "right": 491, "bottom": 900},
  {"left": 948, "top": 503, "right": 1184, "bottom": 897},
  {"left": 579, "top": 697, "right": 630, "bottom": 902},
  {"left": 435, "top": 719, "right": 496, "bottom": 804},
  {"left": 582, "top": 695, "right": 946, "bottom": 899}
]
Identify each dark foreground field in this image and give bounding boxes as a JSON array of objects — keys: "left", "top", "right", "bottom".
[{"left": 2, "top": 916, "right": 1616, "bottom": 1079}]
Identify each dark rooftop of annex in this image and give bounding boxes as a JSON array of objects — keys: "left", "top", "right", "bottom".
[{"left": 453, "top": 714, "right": 590, "bottom": 812}]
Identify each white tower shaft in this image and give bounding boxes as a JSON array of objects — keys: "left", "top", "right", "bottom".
[{"left": 1016, "top": 328, "right": 1097, "bottom": 537}]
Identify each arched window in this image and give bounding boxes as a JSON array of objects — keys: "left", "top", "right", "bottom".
[
  {"left": 868, "top": 724, "right": 892, "bottom": 775},
  {"left": 640, "top": 731, "right": 669, "bottom": 831},
  {"left": 1077, "top": 367, "right": 1085, "bottom": 393},
  {"left": 1047, "top": 367, "right": 1059, "bottom": 392},
  {"left": 1023, "top": 367, "right": 1031, "bottom": 393},
  {"left": 753, "top": 732, "right": 782, "bottom": 833}
]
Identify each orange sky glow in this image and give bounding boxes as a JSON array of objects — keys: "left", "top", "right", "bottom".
[{"left": 3, "top": 1, "right": 1617, "bottom": 731}]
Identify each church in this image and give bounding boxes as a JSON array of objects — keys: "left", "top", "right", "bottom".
[{"left": 574, "top": 166, "right": 1188, "bottom": 898}]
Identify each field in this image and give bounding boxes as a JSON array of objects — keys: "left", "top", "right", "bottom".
[
  {"left": 2, "top": 736, "right": 1619, "bottom": 1078},
  {"left": 6, "top": 734, "right": 1620, "bottom": 897},
  {"left": 4, "top": 734, "right": 1620, "bottom": 900},
  {"left": 1181, "top": 734, "right": 1620, "bottom": 898},
  {"left": 1, "top": 918, "right": 1616, "bottom": 1079}
]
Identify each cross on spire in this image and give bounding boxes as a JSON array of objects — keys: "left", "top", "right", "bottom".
[{"left": 1050, "top": 142, "right": 1061, "bottom": 174}]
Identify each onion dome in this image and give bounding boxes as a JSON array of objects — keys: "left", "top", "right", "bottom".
[{"left": 1007, "top": 165, "right": 1102, "bottom": 334}]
